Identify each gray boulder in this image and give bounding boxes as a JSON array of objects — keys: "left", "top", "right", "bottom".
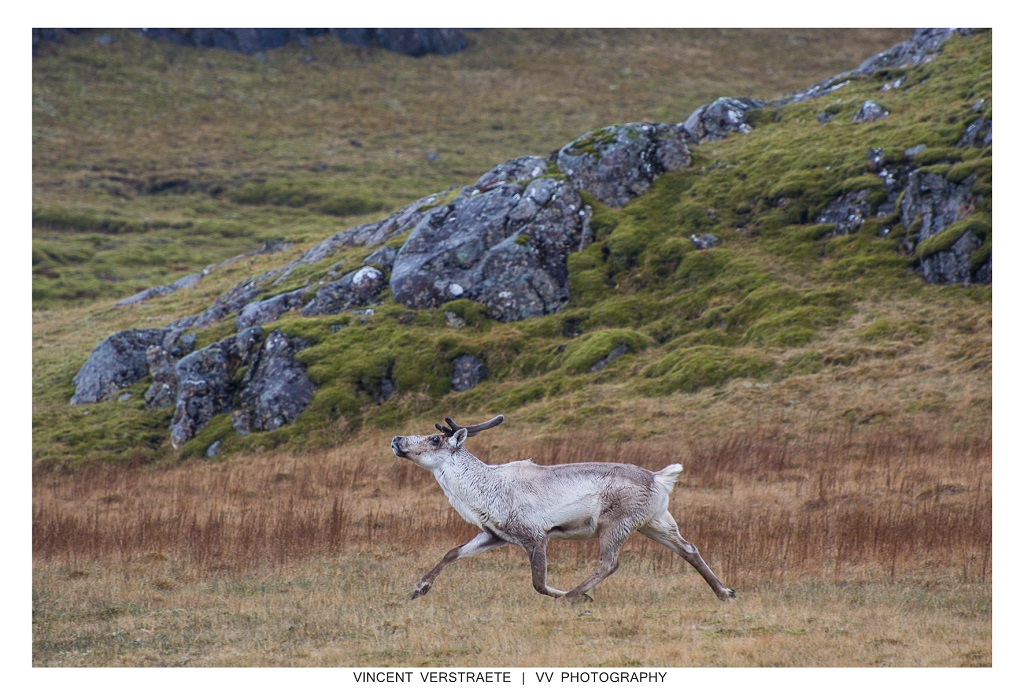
[
  {"left": 473, "top": 156, "right": 551, "bottom": 190},
  {"left": 681, "top": 97, "right": 764, "bottom": 144},
  {"left": 816, "top": 190, "right": 874, "bottom": 235},
  {"left": 167, "top": 279, "right": 265, "bottom": 333},
  {"left": 362, "top": 246, "right": 399, "bottom": 274},
  {"left": 451, "top": 355, "right": 487, "bottom": 391},
  {"left": 70, "top": 328, "right": 168, "bottom": 405},
  {"left": 301, "top": 266, "right": 385, "bottom": 316},
  {"left": 115, "top": 267, "right": 208, "bottom": 307},
  {"left": 959, "top": 117, "right": 992, "bottom": 148},
  {"left": 900, "top": 170, "right": 975, "bottom": 242},
  {"left": 268, "top": 192, "right": 438, "bottom": 288},
  {"left": 555, "top": 122, "right": 691, "bottom": 208},
  {"left": 144, "top": 345, "right": 178, "bottom": 409},
  {"left": 854, "top": 28, "right": 969, "bottom": 74},
  {"left": 235, "top": 330, "right": 315, "bottom": 432},
  {"left": 690, "top": 233, "right": 722, "bottom": 250},
  {"left": 235, "top": 287, "right": 308, "bottom": 330},
  {"left": 854, "top": 100, "right": 889, "bottom": 123},
  {"left": 375, "top": 29, "right": 467, "bottom": 57},
  {"left": 390, "top": 175, "right": 593, "bottom": 320},
  {"left": 919, "top": 231, "right": 984, "bottom": 285},
  {"left": 899, "top": 169, "right": 989, "bottom": 284},
  {"left": 169, "top": 328, "right": 264, "bottom": 448},
  {"left": 169, "top": 343, "right": 234, "bottom": 449}
]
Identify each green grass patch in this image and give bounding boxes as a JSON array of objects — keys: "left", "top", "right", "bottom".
[
  {"left": 562, "top": 329, "right": 651, "bottom": 374},
  {"left": 640, "top": 345, "right": 773, "bottom": 395}
]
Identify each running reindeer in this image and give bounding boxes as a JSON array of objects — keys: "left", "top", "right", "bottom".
[{"left": 390, "top": 415, "right": 735, "bottom": 602}]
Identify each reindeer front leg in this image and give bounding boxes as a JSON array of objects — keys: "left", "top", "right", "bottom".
[{"left": 412, "top": 531, "right": 506, "bottom": 599}]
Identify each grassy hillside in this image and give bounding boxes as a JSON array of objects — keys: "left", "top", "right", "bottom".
[{"left": 32, "top": 29, "right": 990, "bottom": 468}]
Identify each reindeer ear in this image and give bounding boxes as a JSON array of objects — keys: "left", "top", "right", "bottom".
[{"left": 451, "top": 427, "right": 468, "bottom": 448}]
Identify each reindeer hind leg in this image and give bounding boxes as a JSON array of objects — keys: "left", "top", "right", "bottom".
[{"left": 639, "top": 511, "right": 736, "bottom": 601}]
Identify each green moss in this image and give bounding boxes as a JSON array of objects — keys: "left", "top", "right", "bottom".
[
  {"left": 177, "top": 413, "right": 236, "bottom": 460},
  {"left": 562, "top": 124, "right": 625, "bottom": 156},
  {"left": 744, "top": 313, "right": 821, "bottom": 347},
  {"left": 726, "top": 286, "right": 853, "bottom": 332},
  {"left": 441, "top": 299, "right": 490, "bottom": 327},
  {"left": 793, "top": 223, "right": 838, "bottom": 242},
  {"left": 603, "top": 220, "right": 649, "bottom": 273},
  {"left": 767, "top": 172, "right": 822, "bottom": 201},
  {"left": 562, "top": 329, "right": 650, "bottom": 374},
  {"left": 911, "top": 147, "right": 964, "bottom": 166},
  {"left": 640, "top": 345, "right": 773, "bottom": 395},
  {"left": 916, "top": 214, "right": 991, "bottom": 259},
  {"left": 969, "top": 238, "right": 992, "bottom": 272},
  {"left": 946, "top": 157, "right": 991, "bottom": 184},
  {"left": 836, "top": 175, "right": 889, "bottom": 207}
]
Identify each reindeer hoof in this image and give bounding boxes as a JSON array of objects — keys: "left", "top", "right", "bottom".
[
  {"left": 558, "top": 593, "right": 593, "bottom": 604},
  {"left": 411, "top": 584, "right": 431, "bottom": 600},
  {"left": 718, "top": 587, "right": 736, "bottom": 602}
]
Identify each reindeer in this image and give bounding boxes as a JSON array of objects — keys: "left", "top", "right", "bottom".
[{"left": 390, "top": 415, "right": 735, "bottom": 603}]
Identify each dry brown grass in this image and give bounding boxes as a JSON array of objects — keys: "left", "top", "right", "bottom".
[{"left": 32, "top": 421, "right": 991, "bottom": 666}]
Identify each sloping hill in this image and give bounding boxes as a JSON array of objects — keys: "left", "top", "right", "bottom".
[{"left": 31, "top": 29, "right": 990, "bottom": 469}]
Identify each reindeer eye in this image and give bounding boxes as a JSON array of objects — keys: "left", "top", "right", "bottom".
[{"left": 430, "top": 435, "right": 441, "bottom": 446}]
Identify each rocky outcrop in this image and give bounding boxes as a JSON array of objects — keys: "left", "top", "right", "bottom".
[
  {"left": 233, "top": 331, "right": 315, "bottom": 433},
  {"left": 301, "top": 266, "right": 385, "bottom": 317},
  {"left": 900, "top": 170, "right": 975, "bottom": 240},
  {"left": 235, "top": 287, "right": 308, "bottom": 330},
  {"left": 681, "top": 98, "right": 763, "bottom": 144},
  {"left": 853, "top": 28, "right": 970, "bottom": 74},
  {"left": 389, "top": 175, "right": 593, "bottom": 320},
  {"left": 451, "top": 355, "right": 487, "bottom": 392},
  {"left": 899, "top": 170, "right": 989, "bottom": 284},
  {"left": 474, "top": 156, "right": 550, "bottom": 189},
  {"left": 116, "top": 268, "right": 208, "bottom": 307},
  {"left": 853, "top": 100, "right": 889, "bottom": 123},
  {"left": 70, "top": 329, "right": 170, "bottom": 405},
  {"left": 167, "top": 327, "right": 314, "bottom": 447},
  {"left": 169, "top": 328, "right": 264, "bottom": 448},
  {"left": 144, "top": 345, "right": 181, "bottom": 409},
  {"left": 139, "top": 28, "right": 301, "bottom": 54},
  {"left": 138, "top": 28, "right": 468, "bottom": 57},
  {"left": 333, "top": 29, "right": 468, "bottom": 57},
  {"left": 775, "top": 29, "right": 971, "bottom": 105},
  {"left": 816, "top": 191, "right": 874, "bottom": 235},
  {"left": 35, "top": 28, "right": 470, "bottom": 58},
  {"left": 66, "top": 28, "right": 990, "bottom": 450},
  {"left": 554, "top": 123, "right": 691, "bottom": 208}
]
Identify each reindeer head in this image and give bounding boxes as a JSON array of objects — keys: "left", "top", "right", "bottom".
[{"left": 391, "top": 415, "right": 504, "bottom": 471}]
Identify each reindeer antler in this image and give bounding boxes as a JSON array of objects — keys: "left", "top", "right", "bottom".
[{"left": 435, "top": 414, "right": 505, "bottom": 438}]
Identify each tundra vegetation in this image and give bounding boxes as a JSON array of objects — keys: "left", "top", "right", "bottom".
[{"left": 32, "top": 29, "right": 990, "bottom": 667}]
